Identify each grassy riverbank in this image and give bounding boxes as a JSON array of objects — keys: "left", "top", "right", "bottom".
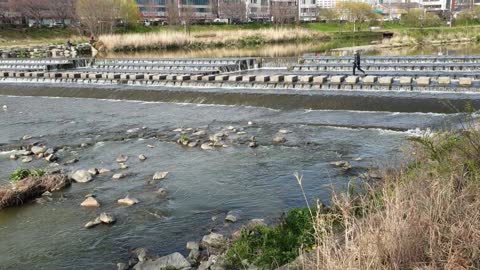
[{"left": 225, "top": 124, "right": 480, "bottom": 269}]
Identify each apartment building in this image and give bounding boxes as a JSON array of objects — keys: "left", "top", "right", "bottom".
[
  {"left": 247, "top": 0, "right": 271, "bottom": 21},
  {"left": 136, "top": 0, "right": 214, "bottom": 22}
]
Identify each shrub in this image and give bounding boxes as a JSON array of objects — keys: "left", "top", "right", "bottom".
[{"left": 9, "top": 168, "right": 45, "bottom": 182}]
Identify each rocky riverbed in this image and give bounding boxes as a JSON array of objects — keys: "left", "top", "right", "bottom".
[{"left": 0, "top": 95, "right": 464, "bottom": 269}]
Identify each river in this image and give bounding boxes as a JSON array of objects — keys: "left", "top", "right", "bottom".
[
  {"left": 0, "top": 95, "right": 465, "bottom": 269},
  {"left": 0, "top": 43, "right": 475, "bottom": 269}
]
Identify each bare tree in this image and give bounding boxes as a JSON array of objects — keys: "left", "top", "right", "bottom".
[
  {"left": 12, "top": 0, "right": 49, "bottom": 26},
  {"left": 218, "top": 0, "right": 247, "bottom": 23},
  {"left": 76, "top": 0, "right": 117, "bottom": 35},
  {"left": 166, "top": 0, "right": 180, "bottom": 25},
  {"left": 210, "top": 0, "right": 219, "bottom": 19},
  {"left": 180, "top": 1, "right": 195, "bottom": 34},
  {"left": 46, "top": 0, "right": 76, "bottom": 24},
  {"left": 271, "top": 0, "right": 298, "bottom": 24}
]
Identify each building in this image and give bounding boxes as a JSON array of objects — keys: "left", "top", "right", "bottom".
[
  {"left": 299, "top": 0, "right": 318, "bottom": 21},
  {"left": 136, "top": 0, "right": 214, "bottom": 22},
  {"left": 247, "top": 0, "right": 271, "bottom": 21}
]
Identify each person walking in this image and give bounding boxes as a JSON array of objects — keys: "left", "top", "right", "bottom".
[{"left": 353, "top": 50, "right": 366, "bottom": 76}]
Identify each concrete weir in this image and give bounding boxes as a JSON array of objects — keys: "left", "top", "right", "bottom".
[{"left": 1, "top": 55, "right": 480, "bottom": 112}]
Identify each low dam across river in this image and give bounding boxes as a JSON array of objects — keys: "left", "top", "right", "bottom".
[{"left": 1, "top": 55, "right": 480, "bottom": 113}]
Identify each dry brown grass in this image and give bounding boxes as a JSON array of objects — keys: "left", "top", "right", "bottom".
[
  {"left": 298, "top": 129, "right": 480, "bottom": 270},
  {"left": 0, "top": 174, "right": 70, "bottom": 209},
  {"left": 99, "top": 28, "right": 324, "bottom": 51}
]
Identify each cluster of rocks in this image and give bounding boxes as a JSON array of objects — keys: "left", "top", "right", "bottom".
[
  {"left": 117, "top": 210, "right": 263, "bottom": 270},
  {"left": 0, "top": 43, "right": 91, "bottom": 59},
  {"left": 70, "top": 153, "right": 170, "bottom": 228},
  {"left": 117, "top": 232, "right": 229, "bottom": 270},
  {"left": 173, "top": 124, "right": 289, "bottom": 151},
  {"left": 9, "top": 142, "right": 58, "bottom": 164}
]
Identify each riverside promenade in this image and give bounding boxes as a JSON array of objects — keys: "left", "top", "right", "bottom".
[{"left": 1, "top": 55, "right": 480, "bottom": 113}]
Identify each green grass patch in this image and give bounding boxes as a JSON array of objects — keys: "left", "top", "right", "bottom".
[
  {"left": 225, "top": 208, "right": 315, "bottom": 269},
  {"left": 9, "top": 167, "right": 46, "bottom": 182}
]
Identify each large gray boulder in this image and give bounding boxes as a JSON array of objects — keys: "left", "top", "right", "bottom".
[
  {"left": 133, "top": 252, "right": 190, "bottom": 270},
  {"left": 202, "top": 233, "right": 226, "bottom": 249},
  {"left": 71, "top": 170, "right": 93, "bottom": 183}
]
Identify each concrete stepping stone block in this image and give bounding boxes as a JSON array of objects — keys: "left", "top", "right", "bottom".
[
  {"left": 459, "top": 77, "right": 472, "bottom": 86},
  {"left": 378, "top": 76, "right": 393, "bottom": 85},
  {"left": 345, "top": 76, "right": 359, "bottom": 84},
  {"left": 415, "top": 77, "right": 430, "bottom": 86},
  {"left": 242, "top": 75, "right": 255, "bottom": 82},
  {"left": 284, "top": 75, "right": 298, "bottom": 83},
  {"left": 312, "top": 76, "right": 327, "bottom": 84},
  {"left": 362, "top": 76, "right": 377, "bottom": 84},
  {"left": 399, "top": 76, "right": 412, "bottom": 85}
]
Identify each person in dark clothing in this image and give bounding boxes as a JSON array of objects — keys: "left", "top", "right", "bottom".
[
  {"left": 66, "top": 39, "right": 73, "bottom": 48},
  {"left": 353, "top": 50, "right": 365, "bottom": 75},
  {"left": 89, "top": 36, "right": 96, "bottom": 45}
]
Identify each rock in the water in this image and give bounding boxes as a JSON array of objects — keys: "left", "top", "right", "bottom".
[
  {"left": 116, "top": 155, "right": 128, "bottom": 163},
  {"left": 202, "top": 233, "right": 226, "bottom": 249},
  {"left": 81, "top": 197, "right": 100, "bottom": 207},
  {"left": 9, "top": 154, "right": 18, "bottom": 160},
  {"left": 133, "top": 252, "right": 190, "bottom": 270},
  {"left": 117, "top": 262, "right": 128, "bottom": 270},
  {"left": 278, "top": 129, "right": 291, "bottom": 134},
  {"left": 71, "top": 170, "right": 93, "bottom": 183},
  {"left": 44, "top": 154, "right": 57, "bottom": 162},
  {"left": 112, "top": 173, "right": 126, "bottom": 180},
  {"left": 21, "top": 156, "right": 32, "bottom": 163},
  {"left": 173, "top": 128, "right": 183, "bottom": 132},
  {"left": 42, "top": 191, "right": 52, "bottom": 197},
  {"left": 247, "top": 121, "right": 254, "bottom": 125},
  {"left": 118, "top": 195, "right": 139, "bottom": 206},
  {"left": 201, "top": 143, "right": 214, "bottom": 150},
  {"left": 99, "top": 212, "right": 116, "bottom": 224},
  {"left": 156, "top": 188, "right": 168, "bottom": 196},
  {"left": 248, "top": 141, "right": 258, "bottom": 148},
  {"left": 118, "top": 163, "right": 128, "bottom": 170},
  {"left": 64, "top": 158, "right": 78, "bottom": 165},
  {"left": 131, "top": 247, "right": 150, "bottom": 262},
  {"left": 22, "top": 135, "right": 32, "bottom": 140},
  {"left": 85, "top": 218, "right": 101, "bottom": 229},
  {"left": 330, "top": 161, "right": 352, "bottom": 170},
  {"left": 99, "top": 168, "right": 110, "bottom": 174},
  {"left": 272, "top": 136, "right": 287, "bottom": 143},
  {"left": 138, "top": 154, "right": 147, "bottom": 161},
  {"left": 152, "top": 171, "right": 168, "bottom": 180},
  {"left": 248, "top": 218, "right": 266, "bottom": 227},
  {"left": 237, "top": 131, "right": 247, "bottom": 135},
  {"left": 16, "top": 150, "right": 32, "bottom": 156},
  {"left": 192, "top": 130, "right": 207, "bottom": 136},
  {"left": 147, "top": 144, "right": 155, "bottom": 148},
  {"left": 210, "top": 132, "right": 227, "bottom": 143},
  {"left": 85, "top": 193, "right": 95, "bottom": 198},
  {"left": 88, "top": 168, "right": 99, "bottom": 175},
  {"left": 187, "top": 241, "right": 200, "bottom": 251},
  {"left": 225, "top": 211, "right": 240, "bottom": 223},
  {"left": 188, "top": 141, "right": 199, "bottom": 148},
  {"left": 31, "top": 146, "right": 46, "bottom": 155}
]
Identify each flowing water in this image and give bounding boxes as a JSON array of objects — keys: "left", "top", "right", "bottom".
[{"left": 0, "top": 95, "right": 465, "bottom": 269}]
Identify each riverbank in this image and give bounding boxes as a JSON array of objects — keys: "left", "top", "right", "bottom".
[
  {"left": 98, "top": 28, "right": 333, "bottom": 52},
  {"left": 210, "top": 124, "right": 480, "bottom": 269}
]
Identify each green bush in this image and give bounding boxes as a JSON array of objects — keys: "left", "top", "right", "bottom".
[
  {"left": 225, "top": 208, "right": 315, "bottom": 269},
  {"left": 9, "top": 167, "right": 45, "bottom": 182}
]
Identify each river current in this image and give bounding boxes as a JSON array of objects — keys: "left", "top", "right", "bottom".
[{"left": 0, "top": 94, "right": 466, "bottom": 269}]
